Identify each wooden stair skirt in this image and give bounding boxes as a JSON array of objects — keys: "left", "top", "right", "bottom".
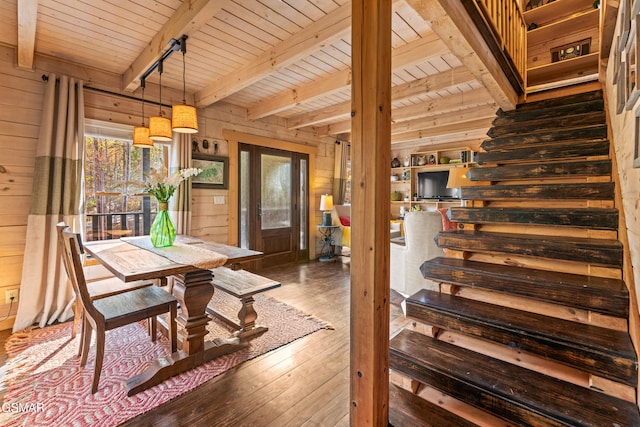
[
  {"left": 388, "top": 88, "right": 640, "bottom": 425},
  {"left": 390, "top": 329, "right": 640, "bottom": 427}
]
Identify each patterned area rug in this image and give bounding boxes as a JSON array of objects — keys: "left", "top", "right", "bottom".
[{"left": 0, "top": 292, "right": 332, "bottom": 426}]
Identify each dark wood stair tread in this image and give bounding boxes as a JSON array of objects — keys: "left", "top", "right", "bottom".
[
  {"left": 477, "top": 139, "right": 609, "bottom": 165},
  {"left": 493, "top": 98, "right": 604, "bottom": 125},
  {"left": 506, "top": 89, "right": 603, "bottom": 113},
  {"left": 437, "top": 230, "right": 622, "bottom": 267},
  {"left": 448, "top": 207, "right": 618, "bottom": 230},
  {"left": 406, "top": 289, "right": 637, "bottom": 386},
  {"left": 388, "top": 383, "right": 479, "bottom": 427},
  {"left": 390, "top": 329, "right": 640, "bottom": 427},
  {"left": 468, "top": 159, "right": 611, "bottom": 181},
  {"left": 460, "top": 182, "right": 614, "bottom": 201},
  {"left": 480, "top": 126, "right": 608, "bottom": 152},
  {"left": 488, "top": 111, "right": 605, "bottom": 138},
  {"left": 420, "top": 257, "right": 628, "bottom": 317}
]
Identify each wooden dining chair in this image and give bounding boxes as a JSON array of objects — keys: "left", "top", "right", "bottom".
[
  {"left": 60, "top": 226, "right": 178, "bottom": 394},
  {"left": 55, "top": 223, "right": 154, "bottom": 354}
]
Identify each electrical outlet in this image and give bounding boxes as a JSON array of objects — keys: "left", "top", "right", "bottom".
[{"left": 5, "top": 289, "right": 18, "bottom": 305}]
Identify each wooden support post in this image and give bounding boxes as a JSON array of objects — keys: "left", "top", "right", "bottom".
[{"left": 350, "top": 1, "right": 392, "bottom": 425}]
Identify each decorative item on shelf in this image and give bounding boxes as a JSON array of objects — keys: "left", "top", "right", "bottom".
[
  {"left": 172, "top": 36, "right": 198, "bottom": 134},
  {"left": 391, "top": 191, "right": 402, "bottom": 201},
  {"left": 403, "top": 156, "right": 410, "bottom": 167},
  {"left": 391, "top": 157, "right": 401, "bottom": 168},
  {"left": 416, "top": 155, "right": 427, "bottom": 166},
  {"left": 126, "top": 167, "right": 201, "bottom": 247},
  {"left": 391, "top": 174, "right": 399, "bottom": 182},
  {"left": 410, "top": 205, "right": 422, "bottom": 211},
  {"left": 403, "top": 197, "right": 410, "bottom": 202},
  {"left": 439, "top": 156, "right": 450, "bottom": 164},
  {"left": 428, "top": 154, "right": 436, "bottom": 165},
  {"left": 399, "top": 206, "right": 405, "bottom": 217},
  {"left": 551, "top": 38, "right": 591, "bottom": 63},
  {"left": 413, "top": 193, "right": 418, "bottom": 201},
  {"left": 133, "top": 78, "right": 153, "bottom": 148},
  {"left": 319, "top": 194, "right": 334, "bottom": 226},
  {"left": 402, "top": 169, "right": 410, "bottom": 181}
]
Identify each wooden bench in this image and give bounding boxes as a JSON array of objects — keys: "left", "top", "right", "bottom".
[{"left": 207, "top": 267, "right": 281, "bottom": 338}]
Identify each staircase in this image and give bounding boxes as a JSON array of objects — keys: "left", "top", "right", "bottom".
[{"left": 388, "top": 90, "right": 640, "bottom": 426}]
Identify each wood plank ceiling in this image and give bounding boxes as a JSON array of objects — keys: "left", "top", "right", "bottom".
[{"left": 0, "top": 0, "right": 500, "bottom": 150}]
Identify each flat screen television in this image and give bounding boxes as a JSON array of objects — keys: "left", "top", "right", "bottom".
[{"left": 417, "top": 171, "right": 459, "bottom": 200}]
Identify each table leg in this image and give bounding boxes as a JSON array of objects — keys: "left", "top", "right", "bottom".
[
  {"left": 172, "top": 270, "right": 214, "bottom": 355},
  {"left": 126, "top": 269, "right": 248, "bottom": 396}
]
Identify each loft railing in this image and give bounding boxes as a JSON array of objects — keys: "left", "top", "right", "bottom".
[
  {"left": 465, "top": 0, "right": 527, "bottom": 92},
  {"left": 85, "top": 211, "right": 156, "bottom": 241}
]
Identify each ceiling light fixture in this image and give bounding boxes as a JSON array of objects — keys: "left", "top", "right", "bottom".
[
  {"left": 148, "top": 60, "right": 173, "bottom": 142},
  {"left": 132, "top": 78, "right": 153, "bottom": 148},
  {"left": 172, "top": 35, "right": 198, "bottom": 134}
]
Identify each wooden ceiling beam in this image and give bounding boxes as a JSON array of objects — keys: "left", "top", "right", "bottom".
[
  {"left": 406, "top": 0, "right": 518, "bottom": 110},
  {"left": 17, "top": 0, "right": 38, "bottom": 69},
  {"left": 121, "top": 0, "right": 227, "bottom": 92},
  {"left": 287, "top": 66, "right": 475, "bottom": 129},
  {"left": 391, "top": 119, "right": 492, "bottom": 143},
  {"left": 195, "top": 2, "right": 352, "bottom": 107},
  {"left": 392, "top": 87, "right": 492, "bottom": 123},
  {"left": 319, "top": 103, "right": 496, "bottom": 137},
  {"left": 247, "top": 32, "right": 447, "bottom": 120}
]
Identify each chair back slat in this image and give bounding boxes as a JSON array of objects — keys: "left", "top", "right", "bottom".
[{"left": 60, "top": 227, "right": 103, "bottom": 322}]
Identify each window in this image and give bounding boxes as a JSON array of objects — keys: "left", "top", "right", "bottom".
[{"left": 84, "top": 120, "right": 168, "bottom": 240}]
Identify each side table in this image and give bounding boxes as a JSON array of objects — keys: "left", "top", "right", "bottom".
[{"left": 317, "top": 225, "right": 340, "bottom": 262}]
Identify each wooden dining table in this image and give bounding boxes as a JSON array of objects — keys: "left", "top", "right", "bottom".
[{"left": 84, "top": 235, "right": 263, "bottom": 396}]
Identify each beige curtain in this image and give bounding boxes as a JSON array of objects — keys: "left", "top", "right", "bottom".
[
  {"left": 14, "top": 74, "right": 85, "bottom": 332},
  {"left": 333, "top": 140, "right": 350, "bottom": 205},
  {"left": 169, "top": 133, "right": 193, "bottom": 234}
]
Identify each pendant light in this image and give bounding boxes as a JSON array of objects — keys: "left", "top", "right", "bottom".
[
  {"left": 148, "top": 60, "right": 172, "bottom": 142},
  {"left": 172, "top": 35, "right": 198, "bottom": 133},
  {"left": 133, "top": 78, "right": 153, "bottom": 148}
]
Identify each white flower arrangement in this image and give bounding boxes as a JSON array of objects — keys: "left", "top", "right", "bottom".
[{"left": 127, "top": 167, "right": 201, "bottom": 202}]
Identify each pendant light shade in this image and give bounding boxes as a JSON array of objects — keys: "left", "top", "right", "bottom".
[
  {"left": 149, "top": 115, "right": 173, "bottom": 141},
  {"left": 172, "top": 104, "right": 198, "bottom": 133},
  {"left": 133, "top": 78, "right": 154, "bottom": 148},
  {"left": 133, "top": 126, "right": 153, "bottom": 147},
  {"left": 149, "top": 60, "right": 173, "bottom": 142},
  {"left": 172, "top": 35, "right": 198, "bottom": 134}
]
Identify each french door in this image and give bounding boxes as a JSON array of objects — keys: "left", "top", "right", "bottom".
[{"left": 239, "top": 144, "right": 309, "bottom": 269}]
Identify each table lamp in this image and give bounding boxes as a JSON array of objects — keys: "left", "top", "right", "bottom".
[{"left": 319, "top": 194, "right": 334, "bottom": 226}]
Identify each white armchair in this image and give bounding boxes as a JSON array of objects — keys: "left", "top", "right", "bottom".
[{"left": 390, "top": 210, "right": 444, "bottom": 297}]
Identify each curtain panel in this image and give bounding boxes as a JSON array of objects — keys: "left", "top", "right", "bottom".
[
  {"left": 14, "top": 75, "right": 85, "bottom": 332},
  {"left": 168, "top": 133, "right": 193, "bottom": 235},
  {"left": 333, "top": 141, "right": 350, "bottom": 205}
]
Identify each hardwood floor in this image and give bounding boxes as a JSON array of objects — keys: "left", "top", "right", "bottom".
[
  {"left": 123, "top": 259, "right": 352, "bottom": 426},
  {"left": 0, "top": 259, "right": 406, "bottom": 426}
]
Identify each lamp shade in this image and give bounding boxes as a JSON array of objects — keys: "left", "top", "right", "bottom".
[
  {"left": 446, "top": 167, "right": 471, "bottom": 188},
  {"left": 319, "top": 194, "right": 334, "bottom": 211},
  {"left": 132, "top": 126, "right": 153, "bottom": 148},
  {"left": 148, "top": 115, "right": 173, "bottom": 141},
  {"left": 172, "top": 104, "right": 199, "bottom": 133}
]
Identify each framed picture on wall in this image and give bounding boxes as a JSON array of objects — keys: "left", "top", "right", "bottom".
[
  {"left": 192, "top": 154, "right": 229, "bottom": 189},
  {"left": 626, "top": 20, "right": 640, "bottom": 110},
  {"left": 614, "top": 35, "right": 621, "bottom": 83},
  {"left": 635, "top": 105, "right": 640, "bottom": 168},
  {"left": 620, "top": 0, "right": 631, "bottom": 50},
  {"left": 618, "top": 54, "right": 627, "bottom": 114}
]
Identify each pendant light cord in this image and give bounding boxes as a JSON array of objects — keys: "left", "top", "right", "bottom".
[
  {"left": 140, "top": 78, "right": 146, "bottom": 126},
  {"left": 181, "top": 36, "right": 187, "bottom": 104},
  {"left": 158, "top": 61, "right": 163, "bottom": 117}
]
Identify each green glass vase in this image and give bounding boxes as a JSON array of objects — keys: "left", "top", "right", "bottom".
[{"left": 150, "top": 201, "right": 176, "bottom": 247}]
